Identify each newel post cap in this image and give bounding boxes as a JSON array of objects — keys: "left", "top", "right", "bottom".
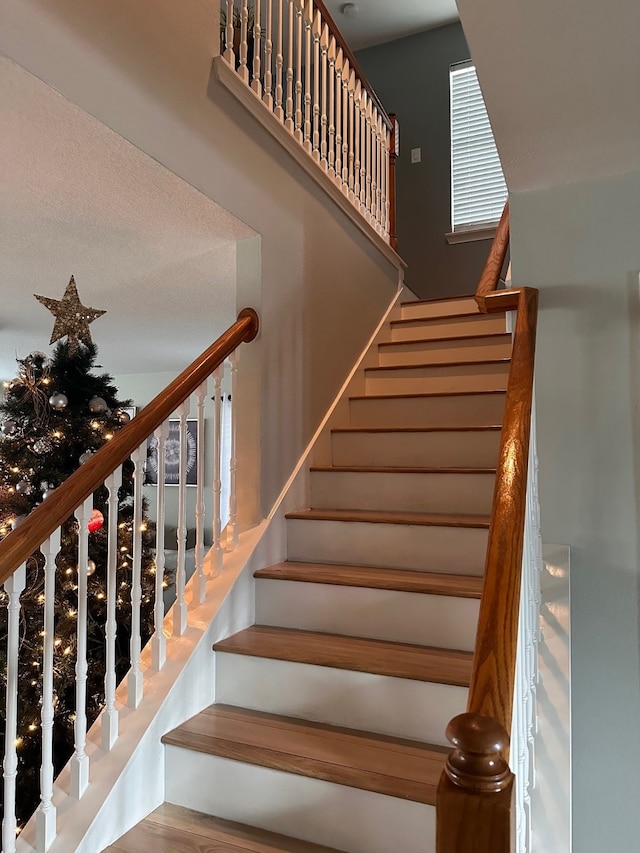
[{"left": 444, "top": 712, "right": 512, "bottom": 793}]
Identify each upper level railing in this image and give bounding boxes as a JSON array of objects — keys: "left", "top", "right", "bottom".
[
  {"left": 437, "top": 204, "right": 542, "bottom": 853},
  {"left": 220, "top": 0, "right": 398, "bottom": 248},
  {"left": 0, "top": 309, "right": 259, "bottom": 852}
]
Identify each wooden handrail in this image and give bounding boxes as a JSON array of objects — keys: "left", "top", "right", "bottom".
[
  {"left": 468, "top": 286, "right": 538, "bottom": 725},
  {"left": 437, "top": 198, "right": 539, "bottom": 849},
  {"left": 0, "top": 309, "right": 259, "bottom": 588},
  {"left": 313, "top": 0, "right": 392, "bottom": 130},
  {"left": 475, "top": 201, "right": 510, "bottom": 312}
]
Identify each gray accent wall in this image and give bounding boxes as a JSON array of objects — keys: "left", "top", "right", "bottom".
[
  {"left": 358, "top": 23, "right": 492, "bottom": 298},
  {"left": 512, "top": 170, "right": 640, "bottom": 852}
]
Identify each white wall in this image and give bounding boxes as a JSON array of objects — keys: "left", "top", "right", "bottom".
[
  {"left": 511, "top": 170, "right": 640, "bottom": 852},
  {"left": 0, "top": 0, "right": 401, "bottom": 516}
]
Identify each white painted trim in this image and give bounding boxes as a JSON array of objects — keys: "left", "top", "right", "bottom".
[
  {"left": 445, "top": 224, "right": 497, "bottom": 244},
  {"left": 212, "top": 57, "right": 405, "bottom": 272}
]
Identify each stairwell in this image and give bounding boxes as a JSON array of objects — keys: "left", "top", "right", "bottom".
[{"left": 106, "top": 294, "right": 511, "bottom": 853}]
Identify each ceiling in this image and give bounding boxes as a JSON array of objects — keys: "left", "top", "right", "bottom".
[
  {"left": 323, "top": 0, "right": 459, "bottom": 50},
  {"left": 0, "top": 56, "right": 255, "bottom": 382}
]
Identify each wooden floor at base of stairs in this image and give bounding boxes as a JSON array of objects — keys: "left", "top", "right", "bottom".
[
  {"left": 254, "top": 561, "right": 484, "bottom": 598},
  {"left": 213, "top": 625, "right": 473, "bottom": 685},
  {"left": 105, "top": 802, "right": 350, "bottom": 852},
  {"left": 162, "top": 705, "right": 448, "bottom": 805}
]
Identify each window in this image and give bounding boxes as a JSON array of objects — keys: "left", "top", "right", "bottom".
[{"left": 449, "top": 61, "right": 507, "bottom": 236}]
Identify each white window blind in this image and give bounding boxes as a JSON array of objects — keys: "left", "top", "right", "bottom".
[{"left": 450, "top": 61, "right": 507, "bottom": 231}]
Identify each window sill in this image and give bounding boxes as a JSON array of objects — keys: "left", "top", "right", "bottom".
[{"left": 445, "top": 224, "right": 498, "bottom": 245}]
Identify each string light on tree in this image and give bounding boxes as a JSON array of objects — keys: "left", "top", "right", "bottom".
[{"left": 0, "top": 275, "right": 159, "bottom": 831}]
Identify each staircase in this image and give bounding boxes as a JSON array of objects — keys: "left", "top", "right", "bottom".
[{"left": 106, "top": 294, "right": 511, "bottom": 853}]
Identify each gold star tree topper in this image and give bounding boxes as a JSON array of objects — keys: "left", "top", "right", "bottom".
[{"left": 35, "top": 276, "right": 106, "bottom": 354}]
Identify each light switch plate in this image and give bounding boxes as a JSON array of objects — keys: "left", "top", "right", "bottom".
[{"left": 411, "top": 147, "right": 421, "bottom": 164}]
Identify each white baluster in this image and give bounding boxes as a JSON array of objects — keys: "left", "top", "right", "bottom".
[
  {"left": 328, "top": 35, "right": 336, "bottom": 177},
  {"left": 375, "top": 112, "right": 383, "bottom": 227},
  {"left": 195, "top": 382, "right": 207, "bottom": 604},
  {"left": 224, "top": 0, "right": 235, "bottom": 67},
  {"left": 294, "top": 0, "right": 304, "bottom": 142},
  {"left": 226, "top": 352, "right": 239, "bottom": 551},
  {"left": 264, "top": 0, "right": 274, "bottom": 110},
  {"left": 152, "top": 425, "right": 168, "bottom": 671},
  {"left": 103, "top": 467, "right": 122, "bottom": 747},
  {"left": 341, "top": 57, "right": 350, "bottom": 189},
  {"left": 382, "top": 125, "right": 390, "bottom": 235},
  {"left": 334, "top": 47, "right": 343, "bottom": 183},
  {"left": 36, "top": 529, "right": 61, "bottom": 852},
  {"left": 353, "top": 79, "right": 362, "bottom": 201},
  {"left": 320, "top": 23, "right": 329, "bottom": 171},
  {"left": 347, "top": 68, "right": 356, "bottom": 198},
  {"left": 71, "top": 495, "right": 93, "bottom": 798},
  {"left": 251, "top": 0, "right": 262, "bottom": 95},
  {"left": 370, "top": 107, "right": 379, "bottom": 224},
  {"left": 359, "top": 89, "right": 367, "bottom": 211},
  {"left": 127, "top": 445, "right": 145, "bottom": 708},
  {"left": 173, "top": 400, "right": 190, "bottom": 637},
  {"left": 239, "top": 0, "right": 250, "bottom": 83},
  {"left": 285, "top": 0, "right": 295, "bottom": 131},
  {"left": 212, "top": 367, "right": 224, "bottom": 574},
  {"left": 2, "top": 562, "right": 26, "bottom": 853},
  {"left": 311, "top": 9, "right": 321, "bottom": 162},
  {"left": 365, "top": 95, "right": 372, "bottom": 220},
  {"left": 303, "top": 0, "right": 313, "bottom": 153}
]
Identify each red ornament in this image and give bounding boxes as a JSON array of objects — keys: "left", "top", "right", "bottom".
[{"left": 88, "top": 509, "right": 104, "bottom": 533}]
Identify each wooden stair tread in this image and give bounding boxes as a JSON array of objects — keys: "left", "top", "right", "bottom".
[
  {"left": 107, "top": 803, "right": 349, "bottom": 852},
  {"left": 400, "top": 293, "right": 476, "bottom": 306},
  {"left": 365, "top": 357, "right": 511, "bottom": 373},
  {"left": 309, "top": 465, "right": 496, "bottom": 474},
  {"left": 285, "top": 507, "right": 490, "bottom": 528},
  {"left": 349, "top": 389, "right": 506, "bottom": 401},
  {"left": 162, "top": 705, "right": 448, "bottom": 805},
  {"left": 213, "top": 625, "right": 473, "bottom": 685},
  {"left": 379, "top": 331, "right": 511, "bottom": 348},
  {"left": 391, "top": 310, "right": 505, "bottom": 326},
  {"left": 254, "top": 562, "right": 484, "bottom": 598},
  {"left": 331, "top": 425, "right": 502, "bottom": 434}
]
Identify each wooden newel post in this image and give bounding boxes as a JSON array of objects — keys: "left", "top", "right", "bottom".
[
  {"left": 436, "top": 713, "right": 515, "bottom": 853},
  {"left": 389, "top": 113, "right": 399, "bottom": 252}
]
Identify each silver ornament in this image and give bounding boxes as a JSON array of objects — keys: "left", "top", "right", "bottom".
[
  {"left": 42, "top": 488, "right": 56, "bottom": 500},
  {"left": 88, "top": 397, "right": 107, "bottom": 414},
  {"left": 11, "top": 515, "right": 26, "bottom": 530},
  {"left": 49, "top": 392, "right": 68, "bottom": 410},
  {"left": 15, "top": 480, "right": 32, "bottom": 495},
  {"left": 1, "top": 420, "right": 17, "bottom": 436},
  {"left": 79, "top": 450, "right": 94, "bottom": 465},
  {"left": 33, "top": 437, "right": 53, "bottom": 455},
  {"left": 117, "top": 410, "right": 131, "bottom": 424},
  {"left": 86, "top": 560, "right": 96, "bottom": 576}
]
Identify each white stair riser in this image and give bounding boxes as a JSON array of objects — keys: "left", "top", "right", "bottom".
[
  {"left": 165, "top": 748, "right": 436, "bottom": 853},
  {"left": 364, "top": 362, "right": 510, "bottom": 396},
  {"left": 331, "top": 430, "right": 501, "bottom": 469},
  {"left": 310, "top": 470, "right": 495, "bottom": 515},
  {"left": 399, "top": 298, "right": 478, "bottom": 320},
  {"left": 349, "top": 393, "right": 505, "bottom": 429},
  {"left": 391, "top": 314, "right": 506, "bottom": 342},
  {"left": 378, "top": 335, "right": 512, "bottom": 366},
  {"left": 255, "top": 579, "right": 480, "bottom": 650},
  {"left": 215, "top": 653, "right": 468, "bottom": 745},
  {"left": 286, "top": 518, "right": 487, "bottom": 575}
]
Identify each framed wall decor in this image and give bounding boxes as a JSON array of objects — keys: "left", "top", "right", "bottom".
[{"left": 145, "top": 419, "right": 198, "bottom": 486}]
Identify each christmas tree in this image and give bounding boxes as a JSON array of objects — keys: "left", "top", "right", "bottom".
[{"left": 0, "top": 277, "right": 156, "bottom": 830}]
